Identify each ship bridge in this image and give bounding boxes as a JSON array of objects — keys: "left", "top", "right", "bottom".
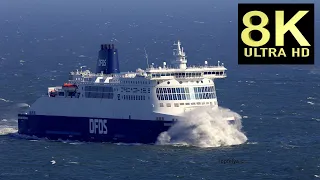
[{"left": 145, "top": 40, "right": 227, "bottom": 80}]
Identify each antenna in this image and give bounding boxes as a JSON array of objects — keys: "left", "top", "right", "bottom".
[
  {"left": 144, "top": 47, "right": 149, "bottom": 68},
  {"left": 80, "top": 66, "right": 86, "bottom": 72}
]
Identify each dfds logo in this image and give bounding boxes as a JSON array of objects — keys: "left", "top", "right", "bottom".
[{"left": 238, "top": 4, "right": 314, "bottom": 64}]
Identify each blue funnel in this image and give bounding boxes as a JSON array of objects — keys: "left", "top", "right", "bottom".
[
  {"left": 106, "top": 44, "right": 120, "bottom": 74},
  {"left": 96, "top": 44, "right": 108, "bottom": 74}
]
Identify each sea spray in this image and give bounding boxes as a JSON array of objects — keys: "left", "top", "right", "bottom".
[
  {"left": 156, "top": 106, "right": 248, "bottom": 148},
  {"left": 0, "top": 126, "right": 17, "bottom": 135}
]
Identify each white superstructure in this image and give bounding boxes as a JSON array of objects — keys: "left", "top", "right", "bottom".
[{"left": 30, "top": 40, "right": 228, "bottom": 122}]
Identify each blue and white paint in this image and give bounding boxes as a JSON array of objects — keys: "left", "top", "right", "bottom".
[{"left": 17, "top": 40, "right": 235, "bottom": 143}]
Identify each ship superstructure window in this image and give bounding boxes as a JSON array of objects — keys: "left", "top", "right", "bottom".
[
  {"left": 193, "top": 86, "right": 216, "bottom": 99},
  {"left": 204, "top": 71, "right": 224, "bottom": 75},
  {"left": 151, "top": 72, "right": 202, "bottom": 78},
  {"left": 120, "top": 87, "right": 150, "bottom": 94},
  {"left": 123, "top": 95, "right": 146, "bottom": 100},
  {"left": 84, "top": 86, "right": 114, "bottom": 99},
  {"left": 156, "top": 86, "right": 215, "bottom": 101},
  {"left": 156, "top": 87, "right": 191, "bottom": 100}
]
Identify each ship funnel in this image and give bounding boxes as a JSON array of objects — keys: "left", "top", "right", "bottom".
[
  {"left": 106, "top": 44, "right": 120, "bottom": 74},
  {"left": 96, "top": 43, "right": 120, "bottom": 74},
  {"left": 96, "top": 44, "right": 108, "bottom": 74}
]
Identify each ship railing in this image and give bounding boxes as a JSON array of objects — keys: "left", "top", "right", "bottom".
[
  {"left": 146, "top": 65, "right": 226, "bottom": 71},
  {"left": 147, "top": 72, "right": 227, "bottom": 79}
]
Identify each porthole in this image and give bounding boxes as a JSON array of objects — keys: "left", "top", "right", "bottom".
[{"left": 167, "top": 81, "right": 170, "bottom": 84}]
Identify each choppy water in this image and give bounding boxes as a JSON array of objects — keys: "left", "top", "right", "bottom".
[{"left": 1, "top": 0, "right": 320, "bottom": 179}]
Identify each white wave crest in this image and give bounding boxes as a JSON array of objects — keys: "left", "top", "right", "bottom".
[
  {"left": 0, "top": 98, "right": 12, "bottom": 102},
  {"left": 156, "top": 106, "right": 248, "bottom": 148},
  {"left": 0, "top": 126, "right": 18, "bottom": 135},
  {"left": 16, "top": 103, "right": 30, "bottom": 108}
]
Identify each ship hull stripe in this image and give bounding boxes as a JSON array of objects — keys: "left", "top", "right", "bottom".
[{"left": 17, "top": 114, "right": 173, "bottom": 144}]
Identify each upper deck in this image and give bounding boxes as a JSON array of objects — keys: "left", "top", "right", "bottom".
[{"left": 67, "top": 40, "right": 227, "bottom": 84}]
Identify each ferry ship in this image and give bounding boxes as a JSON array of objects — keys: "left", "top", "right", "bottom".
[{"left": 17, "top": 40, "right": 234, "bottom": 143}]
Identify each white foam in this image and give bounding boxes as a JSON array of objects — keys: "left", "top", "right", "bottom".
[
  {"left": 16, "top": 103, "right": 30, "bottom": 108},
  {"left": 68, "top": 161, "right": 79, "bottom": 164},
  {"left": 156, "top": 106, "right": 248, "bottom": 148},
  {"left": 307, "top": 101, "right": 315, "bottom": 105},
  {"left": 312, "top": 118, "right": 320, "bottom": 122},
  {"left": 0, "top": 98, "right": 11, "bottom": 102},
  {"left": 247, "top": 142, "right": 258, "bottom": 145},
  {"left": 0, "top": 127, "right": 18, "bottom": 135},
  {"left": 307, "top": 97, "right": 316, "bottom": 100},
  {"left": 115, "top": 143, "right": 142, "bottom": 146}
]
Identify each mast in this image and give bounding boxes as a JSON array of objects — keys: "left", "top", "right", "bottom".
[{"left": 172, "top": 40, "right": 187, "bottom": 70}]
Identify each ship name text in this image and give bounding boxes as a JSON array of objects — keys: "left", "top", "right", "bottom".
[{"left": 89, "top": 119, "right": 108, "bottom": 134}]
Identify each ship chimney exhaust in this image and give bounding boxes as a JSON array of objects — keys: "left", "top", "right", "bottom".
[{"left": 96, "top": 43, "right": 120, "bottom": 74}]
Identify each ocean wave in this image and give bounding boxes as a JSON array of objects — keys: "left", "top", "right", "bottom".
[
  {"left": 156, "top": 106, "right": 248, "bottom": 148},
  {"left": 0, "top": 126, "right": 18, "bottom": 135},
  {"left": 0, "top": 98, "right": 12, "bottom": 103}
]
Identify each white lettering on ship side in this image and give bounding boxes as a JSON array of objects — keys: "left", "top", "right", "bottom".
[
  {"left": 89, "top": 119, "right": 108, "bottom": 134},
  {"left": 98, "top": 59, "right": 106, "bottom": 66}
]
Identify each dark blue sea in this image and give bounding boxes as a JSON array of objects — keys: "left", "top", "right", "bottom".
[{"left": 0, "top": 0, "right": 319, "bottom": 179}]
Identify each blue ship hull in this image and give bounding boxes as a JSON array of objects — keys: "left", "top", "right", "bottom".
[{"left": 17, "top": 114, "right": 173, "bottom": 144}]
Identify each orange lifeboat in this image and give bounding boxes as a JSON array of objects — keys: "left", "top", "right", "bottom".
[
  {"left": 63, "top": 83, "right": 77, "bottom": 87},
  {"left": 62, "top": 83, "right": 77, "bottom": 91}
]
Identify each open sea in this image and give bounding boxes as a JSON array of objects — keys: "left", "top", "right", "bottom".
[{"left": 0, "top": 0, "right": 319, "bottom": 179}]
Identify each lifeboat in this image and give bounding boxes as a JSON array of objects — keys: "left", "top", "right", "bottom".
[
  {"left": 49, "top": 90, "right": 57, "bottom": 97},
  {"left": 63, "top": 83, "right": 77, "bottom": 87},
  {"left": 62, "top": 83, "right": 77, "bottom": 91}
]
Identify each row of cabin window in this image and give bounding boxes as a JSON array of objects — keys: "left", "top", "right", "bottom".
[
  {"left": 159, "top": 101, "right": 212, "bottom": 107},
  {"left": 121, "top": 81, "right": 150, "bottom": 84},
  {"left": 151, "top": 71, "right": 224, "bottom": 78},
  {"left": 120, "top": 87, "right": 150, "bottom": 93},
  {"left": 85, "top": 92, "right": 113, "bottom": 99},
  {"left": 195, "top": 93, "right": 216, "bottom": 99},
  {"left": 157, "top": 94, "right": 191, "bottom": 100},
  {"left": 204, "top": 71, "right": 224, "bottom": 75},
  {"left": 56, "top": 92, "right": 76, "bottom": 97},
  {"left": 122, "top": 95, "right": 146, "bottom": 100},
  {"left": 194, "top": 86, "right": 215, "bottom": 93},
  {"left": 157, "top": 93, "right": 216, "bottom": 101},
  {"left": 84, "top": 86, "right": 113, "bottom": 92},
  {"left": 156, "top": 87, "right": 190, "bottom": 94},
  {"left": 152, "top": 72, "right": 202, "bottom": 77}
]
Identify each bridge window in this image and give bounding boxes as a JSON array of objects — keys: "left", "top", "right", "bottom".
[
  {"left": 155, "top": 87, "right": 194, "bottom": 101},
  {"left": 193, "top": 86, "right": 216, "bottom": 100}
]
